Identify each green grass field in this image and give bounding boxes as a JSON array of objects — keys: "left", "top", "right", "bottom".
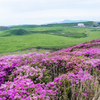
[{"left": 0, "top": 22, "right": 100, "bottom": 54}]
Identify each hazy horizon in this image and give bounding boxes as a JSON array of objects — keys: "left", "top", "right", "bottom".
[{"left": 0, "top": 0, "right": 100, "bottom": 26}]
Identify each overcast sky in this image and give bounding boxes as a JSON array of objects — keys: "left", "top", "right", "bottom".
[{"left": 0, "top": 0, "right": 100, "bottom": 26}]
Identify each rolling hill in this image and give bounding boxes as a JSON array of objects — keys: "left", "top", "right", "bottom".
[{"left": 0, "top": 21, "right": 100, "bottom": 54}]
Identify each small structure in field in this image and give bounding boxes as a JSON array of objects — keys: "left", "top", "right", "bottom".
[{"left": 78, "top": 23, "right": 85, "bottom": 27}]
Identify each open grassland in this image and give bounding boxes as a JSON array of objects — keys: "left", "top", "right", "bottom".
[{"left": 0, "top": 26, "right": 100, "bottom": 54}]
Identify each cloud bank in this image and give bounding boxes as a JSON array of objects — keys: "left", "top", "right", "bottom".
[{"left": 0, "top": 0, "right": 100, "bottom": 25}]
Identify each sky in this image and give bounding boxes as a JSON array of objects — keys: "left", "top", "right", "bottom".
[{"left": 0, "top": 0, "right": 100, "bottom": 26}]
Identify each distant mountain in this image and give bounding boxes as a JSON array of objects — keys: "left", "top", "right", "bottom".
[
  {"left": 6, "top": 20, "right": 100, "bottom": 27},
  {"left": 47, "top": 19, "right": 90, "bottom": 25},
  {"left": 0, "top": 26, "right": 11, "bottom": 31},
  {"left": 58, "top": 19, "right": 100, "bottom": 24},
  {"left": 59, "top": 19, "right": 88, "bottom": 23}
]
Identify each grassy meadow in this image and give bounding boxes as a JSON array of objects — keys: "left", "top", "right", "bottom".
[{"left": 0, "top": 22, "right": 100, "bottom": 54}]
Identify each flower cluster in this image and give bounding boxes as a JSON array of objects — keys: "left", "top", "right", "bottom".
[{"left": 0, "top": 38, "right": 100, "bottom": 99}]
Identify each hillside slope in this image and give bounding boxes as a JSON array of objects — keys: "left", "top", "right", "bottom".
[{"left": 0, "top": 38, "right": 100, "bottom": 100}]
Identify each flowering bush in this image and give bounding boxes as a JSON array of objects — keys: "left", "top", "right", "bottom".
[{"left": 0, "top": 38, "right": 100, "bottom": 100}]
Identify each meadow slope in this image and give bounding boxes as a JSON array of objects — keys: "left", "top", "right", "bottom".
[{"left": 0, "top": 38, "right": 100, "bottom": 100}]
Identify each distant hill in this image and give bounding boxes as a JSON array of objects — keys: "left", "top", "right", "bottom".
[
  {"left": 11, "top": 25, "right": 40, "bottom": 28},
  {"left": 60, "top": 19, "right": 88, "bottom": 23},
  {"left": 0, "top": 26, "right": 10, "bottom": 31},
  {"left": 10, "top": 29, "right": 31, "bottom": 35},
  {"left": 42, "top": 21, "right": 94, "bottom": 27},
  {"left": 6, "top": 20, "right": 100, "bottom": 28},
  {"left": 0, "top": 29, "right": 31, "bottom": 37},
  {"left": 49, "top": 19, "right": 100, "bottom": 25},
  {"left": 4, "top": 19, "right": 100, "bottom": 28}
]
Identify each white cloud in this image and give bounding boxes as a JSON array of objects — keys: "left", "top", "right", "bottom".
[{"left": 0, "top": 0, "right": 100, "bottom": 25}]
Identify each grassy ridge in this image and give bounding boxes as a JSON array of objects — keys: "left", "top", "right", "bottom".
[{"left": 11, "top": 25, "right": 40, "bottom": 28}]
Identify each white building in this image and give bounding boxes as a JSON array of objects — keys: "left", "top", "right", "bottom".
[{"left": 78, "top": 23, "right": 85, "bottom": 27}]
